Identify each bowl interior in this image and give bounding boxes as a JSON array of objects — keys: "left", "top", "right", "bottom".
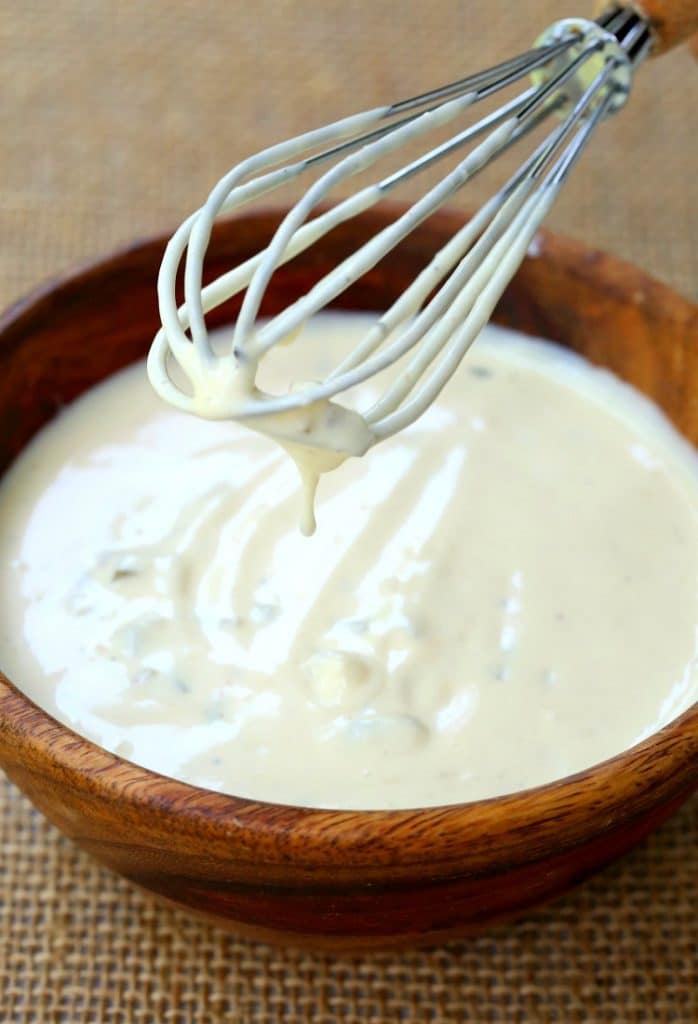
[{"left": 0, "top": 205, "right": 696, "bottom": 955}]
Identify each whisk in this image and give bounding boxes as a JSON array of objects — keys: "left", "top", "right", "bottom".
[{"left": 149, "top": 1, "right": 697, "bottom": 451}]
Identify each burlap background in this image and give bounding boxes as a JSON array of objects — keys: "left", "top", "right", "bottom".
[{"left": 1, "top": 2, "right": 696, "bottom": 1021}]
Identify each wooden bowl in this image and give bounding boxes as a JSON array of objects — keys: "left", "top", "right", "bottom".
[{"left": 0, "top": 207, "right": 696, "bottom": 950}]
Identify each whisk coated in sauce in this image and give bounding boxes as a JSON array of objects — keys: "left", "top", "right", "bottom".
[{"left": 142, "top": 4, "right": 698, "bottom": 530}]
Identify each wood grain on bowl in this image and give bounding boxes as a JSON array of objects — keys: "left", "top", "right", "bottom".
[{"left": 0, "top": 207, "right": 696, "bottom": 948}]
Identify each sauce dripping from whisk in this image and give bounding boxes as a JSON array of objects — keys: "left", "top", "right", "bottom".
[{"left": 191, "top": 380, "right": 374, "bottom": 536}]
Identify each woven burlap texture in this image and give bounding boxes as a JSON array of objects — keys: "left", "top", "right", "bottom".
[{"left": 1, "top": 2, "right": 696, "bottom": 1022}]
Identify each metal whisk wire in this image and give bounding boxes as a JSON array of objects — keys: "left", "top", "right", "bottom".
[{"left": 148, "top": 6, "right": 652, "bottom": 437}]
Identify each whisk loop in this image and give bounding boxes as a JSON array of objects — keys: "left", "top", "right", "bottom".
[{"left": 148, "top": 7, "right": 651, "bottom": 446}]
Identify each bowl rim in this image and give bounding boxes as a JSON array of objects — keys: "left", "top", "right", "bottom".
[
  {"left": 1, "top": 675, "right": 696, "bottom": 870},
  {"left": 0, "top": 209, "right": 696, "bottom": 875}
]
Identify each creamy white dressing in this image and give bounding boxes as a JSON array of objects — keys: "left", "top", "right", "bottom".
[{"left": 0, "top": 315, "right": 696, "bottom": 809}]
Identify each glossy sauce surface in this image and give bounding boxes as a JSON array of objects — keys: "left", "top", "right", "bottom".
[{"left": 0, "top": 315, "right": 696, "bottom": 808}]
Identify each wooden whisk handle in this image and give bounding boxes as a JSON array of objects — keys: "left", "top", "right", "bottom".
[{"left": 594, "top": 1, "right": 698, "bottom": 53}]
